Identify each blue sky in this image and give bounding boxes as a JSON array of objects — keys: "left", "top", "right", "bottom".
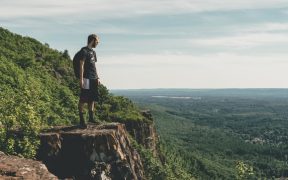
[{"left": 1, "top": 0, "right": 288, "bottom": 89}]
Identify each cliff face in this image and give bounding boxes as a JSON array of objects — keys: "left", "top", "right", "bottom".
[
  {"left": 36, "top": 122, "right": 145, "bottom": 180},
  {"left": 123, "top": 110, "right": 158, "bottom": 157},
  {"left": 0, "top": 151, "right": 57, "bottom": 180}
]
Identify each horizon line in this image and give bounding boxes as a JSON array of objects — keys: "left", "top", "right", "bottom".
[{"left": 110, "top": 88, "right": 288, "bottom": 91}]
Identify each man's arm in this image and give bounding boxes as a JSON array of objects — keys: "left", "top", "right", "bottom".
[
  {"left": 79, "top": 59, "right": 85, "bottom": 88},
  {"left": 95, "top": 66, "right": 100, "bottom": 85},
  {"left": 93, "top": 51, "right": 100, "bottom": 85}
]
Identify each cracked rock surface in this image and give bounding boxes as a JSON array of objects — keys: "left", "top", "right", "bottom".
[
  {"left": 0, "top": 151, "right": 57, "bottom": 180},
  {"left": 37, "top": 122, "right": 145, "bottom": 180}
]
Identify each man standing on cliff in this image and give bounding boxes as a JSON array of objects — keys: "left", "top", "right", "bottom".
[{"left": 78, "top": 34, "right": 101, "bottom": 128}]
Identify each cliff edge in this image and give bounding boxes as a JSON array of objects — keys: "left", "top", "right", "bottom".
[{"left": 36, "top": 122, "right": 145, "bottom": 180}]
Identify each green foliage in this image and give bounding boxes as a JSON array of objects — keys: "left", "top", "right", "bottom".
[
  {"left": 236, "top": 161, "right": 254, "bottom": 180},
  {"left": 128, "top": 134, "right": 195, "bottom": 180},
  {"left": 158, "top": 139, "right": 196, "bottom": 180},
  {"left": 0, "top": 82, "right": 41, "bottom": 158},
  {"left": 0, "top": 28, "right": 78, "bottom": 157},
  {"left": 96, "top": 94, "right": 146, "bottom": 123}
]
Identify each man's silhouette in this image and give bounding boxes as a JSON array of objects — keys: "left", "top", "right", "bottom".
[{"left": 78, "top": 34, "right": 101, "bottom": 128}]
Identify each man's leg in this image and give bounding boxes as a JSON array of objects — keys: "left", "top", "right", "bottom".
[
  {"left": 88, "top": 101, "right": 94, "bottom": 111},
  {"left": 78, "top": 100, "right": 87, "bottom": 127},
  {"left": 88, "top": 101, "right": 95, "bottom": 122},
  {"left": 88, "top": 101, "right": 100, "bottom": 124}
]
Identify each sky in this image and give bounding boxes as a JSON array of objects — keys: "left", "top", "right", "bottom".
[{"left": 1, "top": 0, "right": 288, "bottom": 89}]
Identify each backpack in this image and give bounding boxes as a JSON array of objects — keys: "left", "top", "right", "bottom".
[{"left": 73, "top": 47, "right": 87, "bottom": 79}]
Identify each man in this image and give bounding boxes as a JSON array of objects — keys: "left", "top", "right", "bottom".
[{"left": 78, "top": 34, "right": 101, "bottom": 128}]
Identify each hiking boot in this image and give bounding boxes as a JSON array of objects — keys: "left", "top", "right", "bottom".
[
  {"left": 88, "top": 110, "right": 101, "bottom": 125},
  {"left": 80, "top": 119, "right": 87, "bottom": 128}
]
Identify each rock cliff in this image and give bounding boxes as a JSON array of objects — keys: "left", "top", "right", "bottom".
[
  {"left": 36, "top": 122, "right": 145, "bottom": 180},
  {"left": 0, "top": 111, "right": 159, "bottom": 180},
  {"left": 123, "top": 110, "right": 158, "bottom": 157},
  {"left": 0, "top": 151, "right": 57, "bottom": 180}
]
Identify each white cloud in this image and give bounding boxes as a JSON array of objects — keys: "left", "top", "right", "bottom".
[
  {"left": 0, "top": 0, "right": 288, "bottom": 19},
  {"left": 98, "top": 53, "right": 288, "bottom": 89},
  {"left": 240, "top": 23, "right": 288, "bottom": 33},
  {"left": 100, "top": 53, "right": 288, "bottom": 66},
  {"left": 190, "top": 33, "right": 288, "bottom": 48},
  {"left": 2, "top": 0, "right": 288, "bottom": 89}
]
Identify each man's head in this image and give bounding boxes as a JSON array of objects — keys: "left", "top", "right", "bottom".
[{"left": 87, "top": 34, "right": 99, "bottom": 48}]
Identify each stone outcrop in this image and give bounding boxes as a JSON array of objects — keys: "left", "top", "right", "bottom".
[
  {"left": 36, "top": 122, "right": 145, "bottom": 180},
  {"left": 0, "top": 111, "right": 159, "bottom": 179},
  {"left": 123, "top": 110, "right": 159, "bottom": 156},
  {"left": 0, "top": 151, "right": 57, "bottom": 180}
]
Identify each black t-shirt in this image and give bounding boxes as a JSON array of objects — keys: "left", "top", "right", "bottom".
[{"left": 79, "top": 47, "right": 99, "bottom": 79}]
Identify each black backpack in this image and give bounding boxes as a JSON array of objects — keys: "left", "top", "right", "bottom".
[{"left": 73, "top": 47, "right": 87, "bottom": 79}]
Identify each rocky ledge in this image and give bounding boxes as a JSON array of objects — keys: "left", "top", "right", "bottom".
[
  {"left": 36, "top": 122, "right": 145, "bottom": 180},
  {"left": 0, "top": 151, "right": 57, "bottom": 180}
]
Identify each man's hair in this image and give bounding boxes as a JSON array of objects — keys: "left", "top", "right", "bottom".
[{"left": 87, "top": 34, "right": 98, "bottom": 44}]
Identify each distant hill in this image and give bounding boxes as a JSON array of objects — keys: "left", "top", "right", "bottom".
[{"left": 112, "top": 88, "right": 288, "bottom": 98}]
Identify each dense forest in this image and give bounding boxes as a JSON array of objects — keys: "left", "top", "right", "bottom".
[
  {"left": 0, "top": 27, "right": 193, "bottom": 179},
  {"left": 113, "top": 89, "right": 288, "bottom": 179}
]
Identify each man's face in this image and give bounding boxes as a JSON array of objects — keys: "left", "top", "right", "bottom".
[{"left": 92, "top": 37, "right": 99, "bottom": 48}]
